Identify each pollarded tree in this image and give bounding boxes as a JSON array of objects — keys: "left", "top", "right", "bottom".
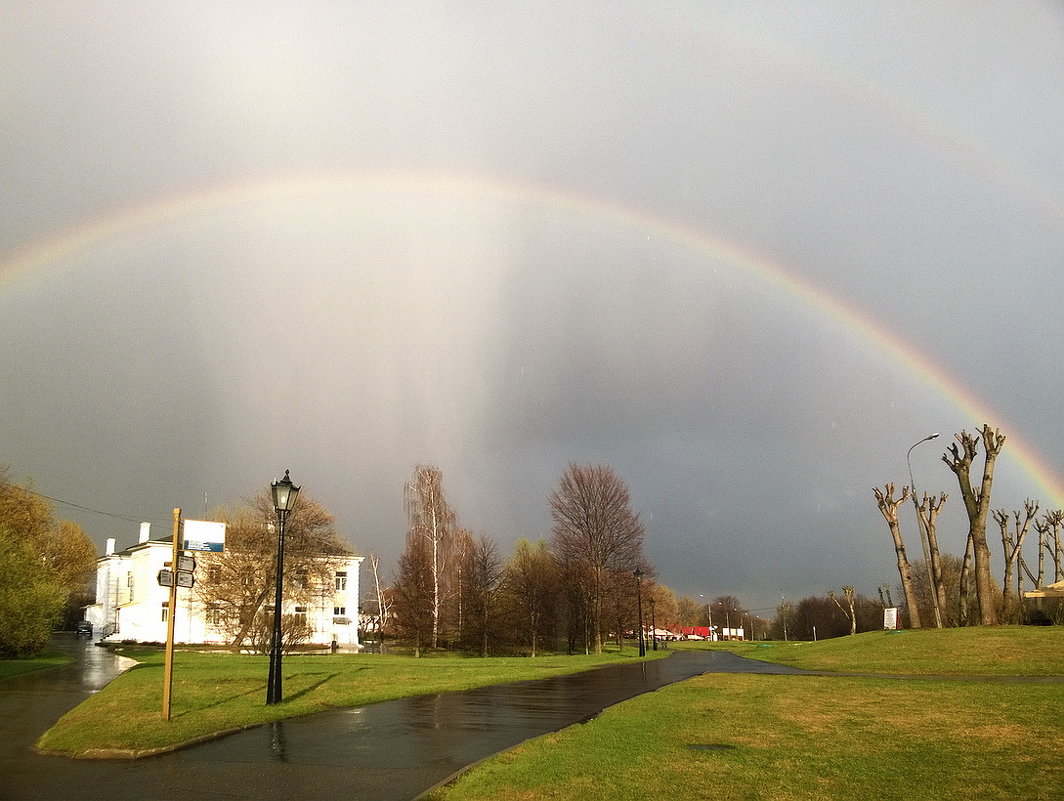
[
  {"left": 943, "top": 426, "right": 1005, "bottom": 625},
  {"left": 994, "top": 499, "right": 1038, "bottom": 617},
  {"left": 874, "top": 483, "right": 922, "bottom": 629},
  {"left": 828, "top": 586, "right": 857, "bottom": 636},
  {"left": 193, "top": 490, "right": 351, "bottom": 650},
  {"left": 916, "top": 491, "right": 949, "bottom": 626},
  {"left": 549, "top": 463, "right": 647, "bottom": 654}
]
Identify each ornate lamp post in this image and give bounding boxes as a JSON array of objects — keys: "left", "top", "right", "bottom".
[
  {"left": 633, "top": 568, "right": 646, "bottom": 657},
  {"left": 907, "top": 433, "right": 943, "bottom": 629},
  {"left": 266, "top": 470, "right": 300, "bottom": 705},
  {"left": 649, "top": 597, "right": 657, "bottom": 651}
]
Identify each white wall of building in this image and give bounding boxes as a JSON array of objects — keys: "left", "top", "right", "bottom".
[{"left": 84, "top": 526, "right": 363, "bottom": 648}]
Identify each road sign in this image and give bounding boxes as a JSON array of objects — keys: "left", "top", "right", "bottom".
[
  {"left": 157, "top": 569, "right": 173, "bottom": 587},
  {"left": 175, "top": 571, "right": 195, "bottom": 588},
  {"left": 177, "top": 555, "right": 196, "bottom": 572}
]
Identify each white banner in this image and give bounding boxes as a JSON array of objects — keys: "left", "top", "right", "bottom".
[
  {"left": 182, "top": 519, "right": 226, "bottom": 552},
  {"left": 883, "top": 607, "right": 898, "bottom": 630}
]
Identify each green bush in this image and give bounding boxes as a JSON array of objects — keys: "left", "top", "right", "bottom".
[{"left": 0, "top": 527, "right": 65, "bottom": 658}]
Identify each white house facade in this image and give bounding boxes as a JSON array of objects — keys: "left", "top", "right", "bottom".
[{"left": 84, "top": 522, "right": 363, "bottom": 649}]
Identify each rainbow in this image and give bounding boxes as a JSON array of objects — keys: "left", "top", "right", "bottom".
[{"left": 3, "top": 169, "right": 1062, "bottom": 507}]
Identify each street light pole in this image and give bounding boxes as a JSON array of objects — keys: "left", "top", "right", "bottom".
[
  {"left": 907, "top": 434, "right": 943, "bottom": 629},
  {"left": 266, "top": 470, "right": 300, "bottom": 705},
  {"left": 633, "top": 569, "right": 645, "bottom": 657}
]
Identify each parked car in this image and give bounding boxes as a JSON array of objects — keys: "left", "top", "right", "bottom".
[{"left": 74, "top": 620, "right": 93, "bottom": 639}]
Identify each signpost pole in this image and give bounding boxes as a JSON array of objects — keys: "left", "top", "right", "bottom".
[{"left": 162, "top": 508, "right": 181, "bottom": 721}]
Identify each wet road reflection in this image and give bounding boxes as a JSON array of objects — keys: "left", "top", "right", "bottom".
[{"left": 1, "top": 646, "right": 803, "bottom": 801}]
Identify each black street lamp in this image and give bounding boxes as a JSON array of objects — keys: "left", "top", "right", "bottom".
[
  {"left": 633, "top": 568, "right": 645, "bottom": 657},
  {"left": 649, "top": 597, "right": 657, "bottom": 651},
  {"left": 266, "top": 469, "right": 300, "bottom": 705}
]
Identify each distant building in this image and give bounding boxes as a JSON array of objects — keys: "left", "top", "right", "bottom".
[{"left": 84, "top": 522, "right": 363, "bottom": 649}]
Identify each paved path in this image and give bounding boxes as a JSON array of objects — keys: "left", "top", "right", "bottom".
[{"left": 1, "top": 641, "right": 807, "bottom": 801}]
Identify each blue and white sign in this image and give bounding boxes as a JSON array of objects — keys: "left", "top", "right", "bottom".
[{"left": 183, "top": 519, "right": 226, "bottom": 552}]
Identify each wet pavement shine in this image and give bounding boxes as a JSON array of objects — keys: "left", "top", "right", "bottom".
[{"left": 1, "top": 640, "right": 804, "bottom": 801}]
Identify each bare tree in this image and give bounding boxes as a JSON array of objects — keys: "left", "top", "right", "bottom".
[
  {"left": 550, "top": 463, "right": 647, "bottom": 654},
  {"left": 874, "top": 483, "right": 922, "bottom": 628},
  {"left": 367, "top": 552, "right": 391, "bottom": 647},
  {"left": 391, "top": 531, "right": 434, "bottom": 657},
  {"left": 943, "top": 426, "right": 1005, "bottom": 625},
  {"left": 193, "top": 490, "right": 349, "bottom": 650},
  {"left": 404, "top": 465, "right": 456, "bottom": 650},
  {"left": 460, "top": 535, "right": 504, "bottom": 657}
]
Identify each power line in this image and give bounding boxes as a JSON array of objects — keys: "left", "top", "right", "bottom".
[{"left": 0, "top": 480, "right": 160, "bottom": 527}]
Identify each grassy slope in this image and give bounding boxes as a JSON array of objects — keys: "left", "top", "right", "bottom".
[
  {"left": 709, "top": 626, "right": 1064, "bottom": 675},
  {"left": 428, "top": 628, "right": 1064, "bottom": 801},
  {"left": 36, "top": 647, "right": 667, "bottom": 756}
]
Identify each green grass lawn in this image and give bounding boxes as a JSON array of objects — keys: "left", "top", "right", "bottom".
[
  {"left": 720, "top": 626, "right": 1064, "bottom": 676},
  {"left": 36, "top": 646, "right": 666, "bottom": 757},
  {"left": 426, "top": 628, "right": 1064, "bottom": 801},
  {"left": 0, "top": 652, "right": 71, "bottom": 680}
]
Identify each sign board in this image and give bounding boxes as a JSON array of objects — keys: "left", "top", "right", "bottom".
[
  {"left": 157, "top": 569, "right": 173, "bottom": 587},
  {"left": 183, "top": 519, "right": 226, "bottom": 553},
  {"left": 883, "top": 607, "right": 899, "bottom": 630},
  {"left": 177, "top": 555, "right": 196, "bottom": 572},
  {"left": 175, "top": 571, "right": 195, "bottom": 588}
]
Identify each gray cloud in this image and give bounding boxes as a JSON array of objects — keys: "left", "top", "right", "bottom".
[{"left": 2, "top": 2, "right": 1062, "bottom": 612}]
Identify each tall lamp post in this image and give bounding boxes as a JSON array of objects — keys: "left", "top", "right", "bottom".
[
  {"left": 648, "top": 598, "right": 658, "bottom": 651},
  {"left": 633, "top": 569, "right": 646, "bottom": 657},
  {"left": 266, "top": 470, "right": 300, "bottom": 705},
  {"left": 907, "top": 434, "right": 943, "bottom": 629}
]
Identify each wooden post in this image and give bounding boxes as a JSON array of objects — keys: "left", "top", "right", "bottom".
[{"left": 162, "top": 508, "right": 181, "bottom": 720}]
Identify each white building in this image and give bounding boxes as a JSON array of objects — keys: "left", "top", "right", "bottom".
[{"left": 84, "top": 522, "right": 363, "bottom": 649}]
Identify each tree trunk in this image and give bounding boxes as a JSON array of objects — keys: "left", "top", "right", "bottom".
[
  {"left": 921, "top": 493, "right": 950, "bottom": 624},
  {"left": 943, "top": 426, "right": 1004, "bottom": 625},
  {"left": 874, "top": 484, "right": 921, "bottom": 629}
]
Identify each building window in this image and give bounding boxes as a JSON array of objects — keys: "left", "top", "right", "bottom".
[
  {"left": 207, "top": 606, "right": 223, "bottom": 626},
  {"left": 294, "top": 606, "right": 308, "bottom": 625},
  {"left": 334, "top": 606, "right": 346, "bottom": 616},
  {"left": 161, "top": 602, "right": 169, "bottom": 622},
  {"left": 335, "top": 571, "right": 347, "bottom": 591},
  {"left": 295, "top": 571, "right": 309, "bottom": 589},
  {"left": 209, "top": 565, "right": 221, "bottom": 584}
]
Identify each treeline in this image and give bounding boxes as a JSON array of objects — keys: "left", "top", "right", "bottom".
[
  {"left": 380, "top": 463, "right": 664, "bottom": 656},
  {"left": 0, "top": 467, "right": 98, "bottom": 657}
]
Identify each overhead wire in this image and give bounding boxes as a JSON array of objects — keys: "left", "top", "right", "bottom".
[{"left": 0, "top": 480, "right": 168, "bottom": 528}]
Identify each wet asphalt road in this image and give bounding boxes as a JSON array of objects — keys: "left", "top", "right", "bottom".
[{"left": 1, "top": 638, "right": 804, "bottom": 801}]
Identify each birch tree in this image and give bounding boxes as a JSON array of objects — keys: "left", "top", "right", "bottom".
[{"left": 404, "top": 465, "right": 457, "bottom": 650}]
